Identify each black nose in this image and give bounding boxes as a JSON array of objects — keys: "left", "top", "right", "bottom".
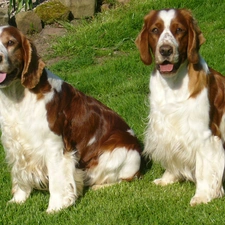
[
  {"left": 159, "top": 45, "right": 173, "bottom": 57},
  {"left": 0, "top": 54, "right": 2, "bottom": 62}
]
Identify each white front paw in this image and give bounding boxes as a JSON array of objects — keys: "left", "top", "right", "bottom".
[
  {"left": 46, "top": 202, "right": 74, "bottom": 213},
  {"left": 8, "top": 197, "right": 26, "bottom": 204},
  {"left": 46, "top": 195, "right": 75, "bottom": 213},
  {"left": 153, "top": 178, "right": 176, "bottom": 186},
  {"left": 8, "top": 188, "right": 30, "bottom": 204},
  {"left": 46, "top": 205, "right": 62, "bottom": 213},
  {"left": 154, "top": 178, "right": 168, "bottom": 186},
  {"left": 190, "top": 195, "right": 209, "bottom": 206}
]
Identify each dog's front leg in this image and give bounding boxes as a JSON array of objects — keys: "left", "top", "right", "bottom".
[
  {"left": 46, "top": 150, "right": 79, "bottom": 213},
  {"left": 190, "top": 136, "right": 225, "bottom": 206}
]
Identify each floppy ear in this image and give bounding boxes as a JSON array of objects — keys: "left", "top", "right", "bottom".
[
  {"left": 135, "top": 12, "right": 155, "bottom": 65},
  {"left": 186, "top": 10, "right": 205, "bottom": 64},
  {"left": 21, "top": 36, "right": 45, "bottom": 89},
  {"left": 135, "top": 26, "right": 152, "bottom": 65}
]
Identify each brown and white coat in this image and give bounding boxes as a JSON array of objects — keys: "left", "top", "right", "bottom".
[
  {"left": 136, "top": 8, "right": 225, "bottom": 205},
  {"left": 0, "top": 26, "right": 141, "bottom": 212}
]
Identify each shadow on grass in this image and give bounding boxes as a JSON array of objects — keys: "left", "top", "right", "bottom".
[{"left": 140, "top": 155, "right": 152, "bottom": 176}]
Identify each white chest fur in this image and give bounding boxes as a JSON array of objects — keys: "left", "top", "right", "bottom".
[
  {"left": 144, "top": 68, "right": 212, "bottom": 181},
  {"left": 0, "top": 80, "right": 63, "bottom": 190}
]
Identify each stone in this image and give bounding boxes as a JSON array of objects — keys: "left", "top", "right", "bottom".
[
  {"left": 35, "top": 0, "right": 71, "bottom": 24},
  {"left": 60, "top": 0, "right": 96, "bottom": 18},
  {"left": 14, "top": 11, "right": 42, "bottom": 34},
  {"left": 101, "top": 3, "right": 112, "bottom": 12},
  {"left": 117, "top": 0, "right": 130, "bottom": 4},
  {"left": 0, "top": 8, "right": 9, "bottom": 26}
]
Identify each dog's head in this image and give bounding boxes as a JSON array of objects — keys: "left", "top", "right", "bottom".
[
  {"left": 0, "top": 26, "right": 45, "bottom": 89},
  {"left": 135, "top": 9, "right": 205, "bottom": 77}
]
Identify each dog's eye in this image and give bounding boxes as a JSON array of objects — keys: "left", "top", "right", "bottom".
[
  {"left": 7, "top": 40, "right": 14, "bottom": 46},
  {"left": 151, "top": 28, "right": 159, "bottom": 34},
  {"left": 176, "top": 28, "right": 183, "bottom": 34}
]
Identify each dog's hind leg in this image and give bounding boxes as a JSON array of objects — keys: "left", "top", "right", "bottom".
[
  {"left": 153, "top": 170, "right": 180, "bottom": 186},
  {"left": 88, "top": 147, "right": 141, "bottom": 189},
  {"left": 8, "top": 182, "right": 32, "bottom": 204}
]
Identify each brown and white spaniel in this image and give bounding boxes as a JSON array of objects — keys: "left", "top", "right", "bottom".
[
  {"left": 136, "top": 8, "right": 225, "bottom": 205},
  {"left": 0, "top": 26, "right": 141, "bottom": 212}
]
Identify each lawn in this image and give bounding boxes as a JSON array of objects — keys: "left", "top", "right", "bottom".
[{"left": 1, "top": 0, "right": 225, "bottom": 224}]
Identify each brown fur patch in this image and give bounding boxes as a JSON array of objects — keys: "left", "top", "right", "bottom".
[
  {"left": 46, "top": 82, "right": 141, "bottom": 169},
  {"left": 188, "top": 63, "right": 207, "bottom": 98}
]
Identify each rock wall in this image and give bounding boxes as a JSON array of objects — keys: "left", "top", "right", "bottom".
[{"left": 0, "top": 0, "right": 130, "bottom": 34}]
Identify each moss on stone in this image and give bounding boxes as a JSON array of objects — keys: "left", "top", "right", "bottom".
[{"left": 35, "top": 0, "right": 70, "bottom": 24}]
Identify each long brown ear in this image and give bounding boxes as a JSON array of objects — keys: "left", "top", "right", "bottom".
[
  {"left": 21, "top": 36, "right": 45, "bottom": 89},
  {"left": 135, "top": 26, "right": 152, "bottom": 65},
  {"left": 135, "top": 11, "right": 156, "bottom": 65},
  {"left": 184, "top": 10, "right": 205, "bottom": 64}
]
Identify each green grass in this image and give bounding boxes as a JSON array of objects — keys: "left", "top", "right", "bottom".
[{"left": 1, "top": 0, "right": 225, "bottom": 224}]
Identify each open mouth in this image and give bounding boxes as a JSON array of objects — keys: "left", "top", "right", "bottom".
[
  {"left": 0, "top": 69, "right": 19, "bottom": 87},
  {"left": 0, "top": 72, "right": 7, "bottom": 83},
  {"left": 157, "top": 61, "right": 180, "bottom": 74}
]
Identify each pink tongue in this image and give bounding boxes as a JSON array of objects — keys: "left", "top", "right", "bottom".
[
  {"left": 0, "top": 73, "right": 6, "bottom": 83},
  {"left": 160, "top": 64, "right": 174, "bottom": 72}
]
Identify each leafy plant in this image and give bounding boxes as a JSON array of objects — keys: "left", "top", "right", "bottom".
[{"left": 8, "top": 0, "right": 33, "bottom": 16}]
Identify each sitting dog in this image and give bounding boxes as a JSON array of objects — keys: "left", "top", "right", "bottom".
[
  {"left": 0, "top": 25, "right": 141, "bottom": 212},
  {"left": 135, "top": 8, "right": 225, "bottom": 205}
]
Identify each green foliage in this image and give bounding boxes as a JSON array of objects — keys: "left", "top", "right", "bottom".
[
  {"left": 1, "top": 0, "right": 225, "bottom": 224},
  {"left": 8, "top": 0, "right": 32, "bottom": 15}
]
